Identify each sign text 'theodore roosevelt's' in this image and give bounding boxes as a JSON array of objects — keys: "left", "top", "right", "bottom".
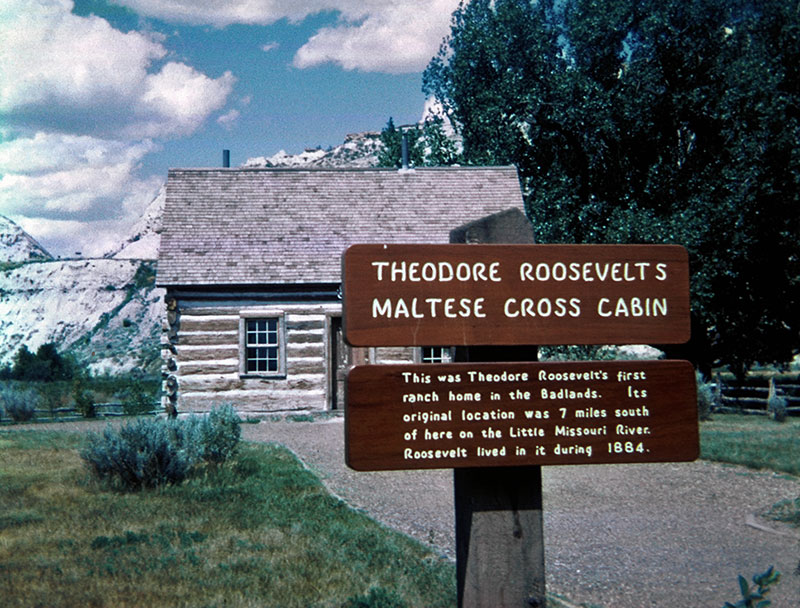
[{"left": 342, "top": 244, "right": 690, "bottom": 346}]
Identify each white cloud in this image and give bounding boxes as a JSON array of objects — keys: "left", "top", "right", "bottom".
[
  {"left": 110, "top": 0, "right": 380, "bottom": 27},
  {"left": 0, "top": 120, "right": 169, "bottom": 259},
  {"left": 217, "top": 109, "right": 241, "bottom": 129},
  {"left": 293, "top": 0, "right": 457, "bottom": 73},
  {"left": 261, "top": 41, "right": 280, "bottom": 52},
  {"left": 0, "top": 1, "right": 164, "bottom": 113},
  {"left": 0, "top": 133, "right": 160, "bottom": 216},
  {"left": 12, "top": 214, "right": 142, "bottom": 258},
  {"left": 0, "top": 0, "right": 235, "bottom": 139},
  {"left": 0, "top": 133, "right": 153, "bottom": 175},
  {"left": 134, "top": 62, "right": 236, "bottom": 138},
  {"left": 0, "top": 0, "right": 236, "bottom": 257},
  {"left": 110, "top": 0, "right": 458, "bottom": 73}
]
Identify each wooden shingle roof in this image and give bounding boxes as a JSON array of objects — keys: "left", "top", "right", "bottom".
[{"left": 157, "top": 166, "right": 527, "bottom": 287}]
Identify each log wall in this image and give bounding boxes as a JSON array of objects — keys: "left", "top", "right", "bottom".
[{"left": 161, "top": 294, "right": 419, "bottom": 415}]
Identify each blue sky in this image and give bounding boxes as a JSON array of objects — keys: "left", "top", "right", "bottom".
[{"left": 0, "top": 0, "right": 459, "bottom": 257}]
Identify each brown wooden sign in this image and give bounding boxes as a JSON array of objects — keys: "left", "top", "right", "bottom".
[
  {"left": 342, "top": 244, "right": 690, "bottom": 346},
  {"left": 345, "top": 360, "right": 698, "bottom": 471}
]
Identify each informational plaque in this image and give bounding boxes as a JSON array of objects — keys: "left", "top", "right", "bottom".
[
  {"left": 345, "top": 360, "right": 698, "bottom": 471},
  {"left": 342, "top": 244, "right": 690, "bottom": 346}
]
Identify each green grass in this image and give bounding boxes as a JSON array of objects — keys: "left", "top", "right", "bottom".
[
  {"left": 700, "top": 414, "right": 800, "bottom": 477},
  {"left": 5, "top": 415, "right": 795, "bottom": 607},
  {"left": 0, "top": 431, "right": 455, "bottom": 608},
  {"left": 701, "top": 414, "right": 800, "bottom": 530}
]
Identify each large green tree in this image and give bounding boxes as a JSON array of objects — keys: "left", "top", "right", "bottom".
[
  {"left": 6, "top": 343, "right": 76, "bottom": 381},
  {"left": 424, "top": 0, "right": 800, "bottom": 376}
]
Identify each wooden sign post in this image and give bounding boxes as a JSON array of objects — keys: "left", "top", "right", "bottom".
[{"left": 341, "top": 242, "right": 696, "bottom": 608}]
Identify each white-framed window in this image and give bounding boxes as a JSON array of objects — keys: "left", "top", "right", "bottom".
[
  {"left": 240, "top": 315, "right": 286, "bottom": 377},
  {"left": 420, "top": 347, "right": 453, "bottom": 364}
]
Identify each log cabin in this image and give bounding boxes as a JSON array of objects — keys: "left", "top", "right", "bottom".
[{"left": 156, "top": 166, "right": 528, "bottom": 415}]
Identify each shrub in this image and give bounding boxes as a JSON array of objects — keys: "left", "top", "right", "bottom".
[
  {"left": 72, "top": 377, "right": 96, "bottom": 418},
  {"left": 0, "top": 385, "right": 38, "bottom": 422},
  {"left": 766, "top": 496, "right": 800, "bottom": 527},
  {"left": 538, "top": 345, "right": 615, "bottom": 361},
  {"left": 122, "top": 373, "right": 155, "bottom": 416},
  {"left": 0, "top": 363, "right": 12, "bottom": 380},
  {"left": 82, "top": 405, "right": 242, "bottom": 490},
  {"left": 696, "top": 372, "right": 716, "bottom": 421},
  {"left": 82, "top": 419, "right": 192, "bottom": 490},
  {"left": 723, "top": 566, "right": 780, "bottom": 608},
  {"left": 179, "top": 404, "right": 241, "bottom": 465}
]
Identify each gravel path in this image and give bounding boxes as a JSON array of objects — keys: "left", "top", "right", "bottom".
[
  {"left": 6, "top": 417, "right": 799, "bottom": 607},
  {"left": 239, "top": 417, "right": 800, "bottom": 608}
]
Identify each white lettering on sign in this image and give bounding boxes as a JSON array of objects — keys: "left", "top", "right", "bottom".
[
  {"left": 344, "top": 244, "right": 691, "bottom": 347},
  {"left": 404, "top": 447, "right": 468, "bottom": 460},
  {"left": 539, "top": 369, "right": 609, "bottom": 382},
  {"left": 467, "top": 370, "right": 529, "bottom": 382},
  {"left": 503, "top": 297, "right": 582, "bottom": 318},
  {"left": 518, "top": 261, "right": 668, "bottom": 282},
  {"left": 597, "top": 297, "right": 668, "bottom": 317},
  {"left": 402, "top": 391, "right": 439, "bottom": 403},
  {"left": 554, "top": 444, "right": 593, "bottom": 457},
  {"left": 372, "top": 297, "right": 487, "bottom": 319},
  {"left": 555, "top": 425, "right": 608, "bottom": 437},
  {"left": 371, "top": 261, "right": 502, "bottom": 282},
  {"left": 371, "top": 260, "right": 671, "bottom": 284},
  {"left": 345, "top": 360, "right": 700, "bottom": 471}
]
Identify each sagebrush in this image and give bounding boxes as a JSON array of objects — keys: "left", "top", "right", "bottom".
[
  {"left": 0, "top": 384, "right": 38, "bottom": 422},
  {"left": 82, "top": 418, "right": 192, "bottom": 489},
  {"left": 81, "top": 404, "right": 241, "bottom": 490},
  {"left": 182, "top": 403, "right": 241, "bottom": 465}
]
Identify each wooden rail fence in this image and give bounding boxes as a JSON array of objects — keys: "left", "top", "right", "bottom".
[
  {"left": 711, "top": 372, "right": 800, "bottom": 416},
  {"left": 28, "top": 403, "right": 162, "bottom": 422}
]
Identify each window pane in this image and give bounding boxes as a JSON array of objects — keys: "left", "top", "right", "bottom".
[
  {"left": 246, "top": 348, "right": 259, "bottom": 372},
  {"left": 422, "top": 347, "right": 451, "bottom": 363},
  {"left": 245, "top": 318, "right": 281, "bottom": 374},
  {"left": 267, "top": 347, "right": 278, "bottom": 372}
]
